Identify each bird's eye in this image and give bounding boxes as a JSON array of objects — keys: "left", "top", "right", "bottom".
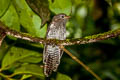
[{"left": 61, "top": 15, "right": 64, "bottom": 18}]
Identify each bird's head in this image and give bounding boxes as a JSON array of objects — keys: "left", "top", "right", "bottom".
[{"left": 52, "top": 13, "right": 70, "bottom": 23}]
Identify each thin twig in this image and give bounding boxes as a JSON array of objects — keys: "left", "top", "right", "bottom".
[
  {"left": 0, "top": 21, "right": 120, "bottom": 46},
  {"left": 0, "top": 73, "right": 11, "bottom": 80},
  {"left": 60, "top": 45, "right": 102, "bottom": 80}
]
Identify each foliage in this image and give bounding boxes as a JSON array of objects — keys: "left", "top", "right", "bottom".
[{"left": 0, "top": 0, "right": 120, "bottom": 80}]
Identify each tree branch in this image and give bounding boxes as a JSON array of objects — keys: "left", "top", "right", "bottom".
[
  {"left": 60, "top": 45, "right": 102, "bottom": 80},
  {"left": 0, "top": 26, "right": 6, "bottom": 46},
  {"left": 0, "top": 21, "right": 120, "bottom": 46}
]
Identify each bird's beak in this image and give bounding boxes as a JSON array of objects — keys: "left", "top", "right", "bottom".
[{"left": 64, "top": 16, "right": 71, "bottom": 19}]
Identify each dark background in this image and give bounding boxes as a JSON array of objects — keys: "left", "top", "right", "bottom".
[{"left": 0, "top": 0, "right": 120, "bottom": 80}]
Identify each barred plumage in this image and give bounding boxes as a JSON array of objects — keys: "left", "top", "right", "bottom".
[{"left": 43, "top": 13, "right": 70, "bottom": 77}]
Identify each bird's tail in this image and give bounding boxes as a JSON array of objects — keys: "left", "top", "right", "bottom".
[{"left": 43, "top": 45, "right": 62, "bottom": 77}]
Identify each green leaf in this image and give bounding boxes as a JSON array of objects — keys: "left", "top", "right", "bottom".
[
  {"left": 19, "top": 55, "right": 42, "bottom": 63},
  {"left": 56, "top": 73, "right": 72, "bottom": 80},
  {"left": 39, "top": 24, "right": 47, "bottom": 38},
  {"left": 13, "top": 0, "right": 44, "bottom": 37},
  {"left": 48, "top": 0, "right": 72, "bottom": 15},
  {"left": 0, "top": 0, "right": 11, "bottom": 17},
  {"left": 21, "top": 74, "right": 32, "bottom": 80},
  {"left": 1, "top": 46, "right": 42, "bottom": 70},
  {"left": 14, "top": 64, "right": 45, "bottom": 79},
  {"left": 0, "top": 41, "right": 10, "bottom": 61},
  {"left": 0, "top": 3, "right": 20, "bottom": 40},
  {"left": 0, "top": 3, "right": 20, "bottom": 31}
]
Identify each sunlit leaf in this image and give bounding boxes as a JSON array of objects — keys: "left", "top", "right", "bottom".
[
  {"left": 39, "top": 24, "right": 47, "bottom": 38},
  {"left": 0, "top": 3, "right": 20, "bottom": 40},
  {"left": 14, "top": 64, "right": 44, "bottom": 79},
  {"left": 0, "top": 4, "right": 20, "bottom": 31},
  {"left": 13, "top": 0, "right": 44, "bottom": 37},
  {"left": 0, "top": 0, "right": 11, "bottom": 17},
  {"left": 48, "top": 0, "right": 72, "bottom": 15},
  {"left": 1, "top": 46, "right": 42, "bottom": 70},
  {"left": 21, "top": 74, "right": 32, "bottom": 80}
]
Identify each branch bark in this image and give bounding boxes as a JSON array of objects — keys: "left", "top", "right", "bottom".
[
  {"left": 0, "top": 25, "right": 6, "bottom": 46},
  {"left": 0, "top": 21, "right": 120, "bottom": 46}
]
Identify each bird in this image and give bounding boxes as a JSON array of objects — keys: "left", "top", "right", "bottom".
[{"left": 43, "top": 13, "right": 70, "bottom": 77}]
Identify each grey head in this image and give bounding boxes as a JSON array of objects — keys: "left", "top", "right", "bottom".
[{"left": 52, "top": 13, "right": 70, "bottom": 24}]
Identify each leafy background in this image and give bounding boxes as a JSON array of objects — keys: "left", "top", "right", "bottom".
[{"left": 0, "top": 0, "right": 120, "bottom": 80}]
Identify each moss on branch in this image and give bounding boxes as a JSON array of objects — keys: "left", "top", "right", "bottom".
[{"left": 0, "top": 21, "right": 120, "bottom": 46}]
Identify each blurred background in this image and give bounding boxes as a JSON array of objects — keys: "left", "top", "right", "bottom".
[{"left": 0, "top": 0, "right": 120, "bottom": 80}]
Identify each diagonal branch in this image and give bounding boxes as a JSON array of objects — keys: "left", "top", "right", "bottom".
[
  {"left": 60, "top": 45, "right": 102, "bottom": 80},
  {"left": 0, "top": 21, "right": 120, "bottom": 46}
]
